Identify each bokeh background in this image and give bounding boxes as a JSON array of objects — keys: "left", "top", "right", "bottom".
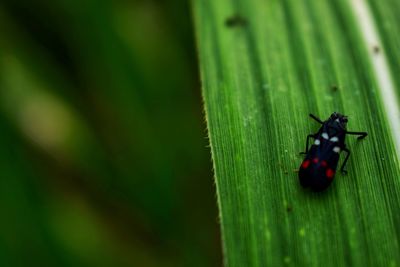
[{"left": 0, "top": 0, "right": 221, "bottom": 266}]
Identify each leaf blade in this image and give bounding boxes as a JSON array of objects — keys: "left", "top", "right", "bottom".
[{"left": 194, "top": 0, "right": 400, "bottom": 266}]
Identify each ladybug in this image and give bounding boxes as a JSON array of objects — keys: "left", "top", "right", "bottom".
[{"left": 299, "top": 112, "right": 367, "bottom": 191}]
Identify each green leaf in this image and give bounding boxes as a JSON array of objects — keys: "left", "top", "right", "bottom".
[
  {"left": 367, "top": 0, "right": 400, "bottom": 95},
  {"left": 193, "top": 0, "right": 400, "bottom": 266}
]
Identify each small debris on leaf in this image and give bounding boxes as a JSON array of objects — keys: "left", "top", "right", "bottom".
[{"left": 225, "top": 14, "right": 247, "bottom": 27}]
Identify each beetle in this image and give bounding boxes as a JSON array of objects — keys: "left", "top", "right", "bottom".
[{"left": 299, "top": 112, "right": 367, "bottom": 191}]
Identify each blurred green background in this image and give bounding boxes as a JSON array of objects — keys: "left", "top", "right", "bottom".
[{"left": 0, "top": 0, "right": 221, "bottom": 266}]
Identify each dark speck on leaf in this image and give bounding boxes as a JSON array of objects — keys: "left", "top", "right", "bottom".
[
  {"left": 373, "top": 45, "right": 380, "bottom": 53},
  {"left": 225, "top": 14, "right": 247, "bottom": 28},
  {"left": 331, "top": 84, "right": 338, "bottom": 92},
  {"left": 287, "top": 206, "right": 293, "bottom": 212}
]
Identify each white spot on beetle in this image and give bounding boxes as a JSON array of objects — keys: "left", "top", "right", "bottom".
[
  {"left": 314, "top": 139, "right": 320, "bottom": 145},
  {"left": 333, "top": 146, "right": 341, "bottom": 153},
  {"left": 322, "top": 132, "right": 329, "bottom": 140},
  {"left": 330, "top": 136, "right": 339, "bottom": 142}
]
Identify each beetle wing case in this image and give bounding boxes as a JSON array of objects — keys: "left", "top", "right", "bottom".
[{"left": 299, "top": 163, "right": 334, "bottom": 191}]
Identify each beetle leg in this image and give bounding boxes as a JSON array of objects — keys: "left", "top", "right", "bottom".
[
  {"left": 340, "top": 148, "right": 350, "bottom": 175},
  {"left": 346, "top": 131, "right": 368, "bottom": 140},
  {"left": 309, "top": 114, "right": 324, "bottom": 124},
  {"left": 300, "top": 134, "right": 315, "bottom": 155}
]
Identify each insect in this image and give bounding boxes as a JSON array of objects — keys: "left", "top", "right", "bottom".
[{"left": 299, "top": 112, "right": 367, "bottom": 191}]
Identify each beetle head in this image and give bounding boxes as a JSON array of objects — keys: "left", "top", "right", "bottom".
[{"left": 330, "top": 112, "right": 348, "bottom": 129}]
